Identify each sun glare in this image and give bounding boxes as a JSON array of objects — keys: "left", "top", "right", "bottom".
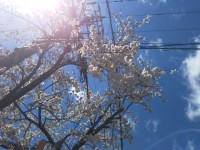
[{"left": 2, "top": 0, "right": 59, "bottom": 14}]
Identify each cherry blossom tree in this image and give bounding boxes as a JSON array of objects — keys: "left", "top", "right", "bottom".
[{"left": 0, "top": 0, "right": 165, "bottom": 149}]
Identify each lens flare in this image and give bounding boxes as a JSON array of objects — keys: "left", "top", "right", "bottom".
[{"left": 1, "top": 0, "right": 59, "bottom": 14}]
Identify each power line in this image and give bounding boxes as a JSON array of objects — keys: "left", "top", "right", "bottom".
[
  {"left": 92, "top": 0, "right": 137, "bottom": 4},
  {"left": 133, "top": 10, "right": 200, "bottom": 17},
  {"left": 112, "top": 27, "right": 200, "bottom": 33},
  {"left": 138, "top": 28, "right": 200, "bottom": 32},
  {"left": 140, "top": 42, "right": 200, "bottom": 50},
  {"left": 141, "top": 42, "right": 200, "bottom": 46},
  {"left": 139, "top": 42, "right": 200, "bottom": 50},
  {"left": 101, "top": 10, "right": 200, "bottom": 18},
  {"left": 140, "top": 46, "right": 200, "bottom": 50},
  {"left": 1, "top": 27, "right": 200, "bottom": 34}
]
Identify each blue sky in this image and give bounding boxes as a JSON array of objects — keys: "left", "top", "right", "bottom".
[{"left": 98, "top": 0, "right": 200, "bottom": 149}]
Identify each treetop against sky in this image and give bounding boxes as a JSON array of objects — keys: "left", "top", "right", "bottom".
[
  {"left": 0, "top": 0, "right": 167, "bottom": 149},
  {"left": 1, "top": 0, "right": 200, "bottom": 150}
]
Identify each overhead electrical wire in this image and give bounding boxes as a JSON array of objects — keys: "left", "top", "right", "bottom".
[
  {"left": 140, "top": 46, "right": 200, "bottom": 51},
  {"left": 101, "top": 10, "right": 200, "bottom": 17},
  {"left": 111, "top": 27, "right": 200, "bottom": 33},
  {"left": 94, "top": 0, "right": 200, "bottom": 52},
  {"left": 137, "top": 27, "right": 200, "bottom": 32},
  {"left": 1, "top": 27, "right": 200, "bottom": 34},
  {"left": 132, "top": 10, "right": 200, "bottom": 17},
  {"left": 141, "top": 42, "right": 200, "bottom": 46},
  {"left": 91, "top": 0, "right": 137, "bottom": 4},
  {"left": 139, "top": 42, "right": 200, "bottom": 50}
]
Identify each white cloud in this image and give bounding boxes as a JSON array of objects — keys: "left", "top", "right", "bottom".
[
  {"left": 128, "top": 118, "right": 136, "bottom": 131},
  {"left": 148, "top": 38, "right": 163, "bottom": 52},
  {"left": 139, "top": 0, "right": 168, "bottom": 6},
  {"left": 157, "top": 0, "right": 168, "bottom": 5},
  {"left": 182, "top": 36, "right": 200, "bottom": 121},
  {"left": 172, "top": 140, "right": 196, "bottom": 150},
  {"left": 125, "top": 115, "right": 137, "bottom": 131},
  {"left": 145, "top": 119, "right": 159, "bottom": 133},
  {"left": 170, "top": 8, "right": 185, "bottom": 19},
  {"left": 172, "top": 14, "right": 185, "bottom": 19},
  {"left": 70, "top": 86, "right": 85, "bottom": 100},
  {"left": 139, "top": 0, "right": 149, "bottom": 3},
  {"left": 186, "top": 140, "right": 195, "bottom": 150},
  {"left": 139, "top": 0, "right": 153, "bottom": 6},
  {"left": 149, "top": 38, "right": 163, "bottom": 47},
  {"left": 158, "top": 0, "right": 167, "bottom": 4}
]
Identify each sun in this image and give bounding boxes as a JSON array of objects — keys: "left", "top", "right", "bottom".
[{"left": 2, "top": 0, "right": 60, "bottom": 14}]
